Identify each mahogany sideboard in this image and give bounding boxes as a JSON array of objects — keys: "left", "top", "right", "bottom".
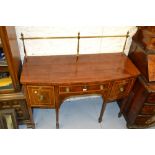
[{"left": 20, "top": 53, "right": 140, "bottom": 128}]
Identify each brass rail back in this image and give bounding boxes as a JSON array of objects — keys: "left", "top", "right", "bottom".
[{"left": 20, "top": 31, "right": 130, "bottom": 62}]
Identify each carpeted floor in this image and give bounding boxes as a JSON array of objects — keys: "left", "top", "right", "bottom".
[
  {"left": 19, "top": 96, "right": 155, "bottom": 129},
  {"left": 20, "top": 96, "right": 125, "bottom": 129}
]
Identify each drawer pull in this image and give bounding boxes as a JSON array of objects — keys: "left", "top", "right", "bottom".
[
  {"left": 34, "top": 90, "right": 38, "bottom": 94},
  {"left": 100, "top": 85, "right": 104, "bottom": 90},
  {"left": 66, "top": 87, "right": 70, "bottom": 92},
  {"left": 120, "top": 87, "right": 124, "bottom": 92},
  {"left": 39, "top": 95, "right": 44, "bottom": 101},
  {"left": 83, "top": 86, "right": 87, "bottom": 92}
]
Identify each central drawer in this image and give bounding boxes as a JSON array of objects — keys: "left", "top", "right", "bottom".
[
  {"left": 27, "top": 86, "right": 55, "bottom": 107},
  {"left": 59, "top": 83, "right": 110, "bottom": 94}
]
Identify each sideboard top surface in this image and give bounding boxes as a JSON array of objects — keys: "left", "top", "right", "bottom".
[{"left": 20, "top": 53, "right": 140, "bottom": 85}]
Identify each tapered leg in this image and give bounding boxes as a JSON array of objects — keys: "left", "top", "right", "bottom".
[
  {"left": 118, "top": 112, "right": 122, "bottom": 118},
  {"left": 27, "top": 106, "right": 35, "bottom": 129},
  {"left": 118, "top": 97, "right": 128, "bottom": 118},
  {"left": 98, "top": 102, "right": 107, "bottom": 123},
  {"left": 55, "top": 108, "right": 59, "bottom": 129}
]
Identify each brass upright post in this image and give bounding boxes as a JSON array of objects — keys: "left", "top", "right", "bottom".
[
  {"left": 21, "top": 33, "right": 27, "bottom": 62},
  {"left": 122, "top": 31, "right": 130, "bottom": 54},
  {"left": 76, "top": 32, "right": 80, "bottom": 62}
]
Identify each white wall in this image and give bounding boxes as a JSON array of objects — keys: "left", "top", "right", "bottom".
[{"left": 15, "top": 26, "right": 137, "bottom": 61}]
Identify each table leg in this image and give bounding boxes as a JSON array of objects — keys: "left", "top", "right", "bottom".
[
  {"left": 118, "top": 97, "right": 128, "bottom": 118},
  {"left": 118, "top": 112, "right": 122, "bottom": 118},
  {"left": 98, "top": 101, "right": 107, "bottom": 123},
  {"left": 27, "top": 106, "right": 35, "bottom": 129},
  {"left": 55, "top": 108, "right": 59, "bottom": 129}
]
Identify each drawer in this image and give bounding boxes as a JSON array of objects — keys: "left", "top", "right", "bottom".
[
  {"left": 59, "top": 83, "right": 110, "bottom": 94},
  {"left": 135, "top": 115, "right": 150, "bottom": 125},
  {"left": 0, "top": 99, "right": 30, "bottom": 122},
  {"left": 109, "top": 78, "right": 134, "bottom": 100},
  {"left": 27, "top": 86, "right": 55, "bottom": 107},
  {"left": 135, "top": 115, "right": 155, "bottom": 126},
  {"left": 140, "top": 104, "right": 155, "bottom": 115},
  {"left": 146, "top": 93, "right": 155, "bottom": 104}
]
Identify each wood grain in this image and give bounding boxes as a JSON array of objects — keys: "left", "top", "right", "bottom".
[
  {"left": 21, "top": 52, "right": 140, "bottom": 128},
  {"left": 21, "top": 53, "right": 140, "bottom": 85}
]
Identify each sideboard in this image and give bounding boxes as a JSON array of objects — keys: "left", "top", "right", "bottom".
[{"left": 20, "top": 53, "right": 140, "bottom": 128}]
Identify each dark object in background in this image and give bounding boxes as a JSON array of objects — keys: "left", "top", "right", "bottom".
[
  {"left": 0, "top": 109, "right": 18, "bottom": 129},
  {"left": 0, "top": 27, "right": 34, "bottom": 128},
  {"left": 0, "top": 72, "right": 9, "bottom": 79},
  {"left": 0, "top": 47, "right": 5, "bottom": 60},
  {"left": 119, "top": 76, "right": 155, "bottom": 128},
  {"left": 119, "top": 26, "right": 155, "bottom": 128},
  {"left": 129, "top": 26, "right": 155, "bottom": 82},
  {"left": 0, "top": 92, "right": 35, "bottom": 128}
]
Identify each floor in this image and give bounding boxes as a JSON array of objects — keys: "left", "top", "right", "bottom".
[{"left": 20, "top": 96, "right": 130, "bottom": 129}]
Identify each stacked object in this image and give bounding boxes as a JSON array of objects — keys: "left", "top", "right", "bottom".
[{"left": 120, "top": 26, "right": 155, "bottom": 128}]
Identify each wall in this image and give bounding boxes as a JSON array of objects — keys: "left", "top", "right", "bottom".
[{"left": 15, "top": 26, "right": 137, "bottom": 62}]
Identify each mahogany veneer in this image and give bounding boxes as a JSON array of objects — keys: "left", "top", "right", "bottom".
[{"left": 21, "top": 53, "right": 140, "bottom": 128}]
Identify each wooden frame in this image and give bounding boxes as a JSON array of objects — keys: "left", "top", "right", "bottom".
[
  {"left": 0, "top": 109, "right": 18, "bottom": 129},
  {"left": 0, "top": 26, "right": 22, "bottom": 93}
]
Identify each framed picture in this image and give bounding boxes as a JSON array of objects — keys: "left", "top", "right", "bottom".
[{"left": 0, "top": 109, "right": 18, "bottom": 129}]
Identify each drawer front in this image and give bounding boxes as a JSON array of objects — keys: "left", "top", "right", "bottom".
[
  {"left": 140, "top": 104, "right": 155, "bottom": 115},
  {"left": 0, "top": 99, "right": 30, "bottom": 123},
  {"left": 109, "top": 78, "right": 134, "bottom": 100},
  {"left": 59, "top": 83, "right": 110, "bottom": 94},
  {"left": 146, "top": 93, "right": 155, "bottom": 104},
  {"left": 27, "top": 86, "right": 55, "bottom": 107},
  {"left": 135, "top": 115, "right": 150, "bottom": 125},
  {"left": 135, "top": 115, "right": 155, "bottom": 126}
]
